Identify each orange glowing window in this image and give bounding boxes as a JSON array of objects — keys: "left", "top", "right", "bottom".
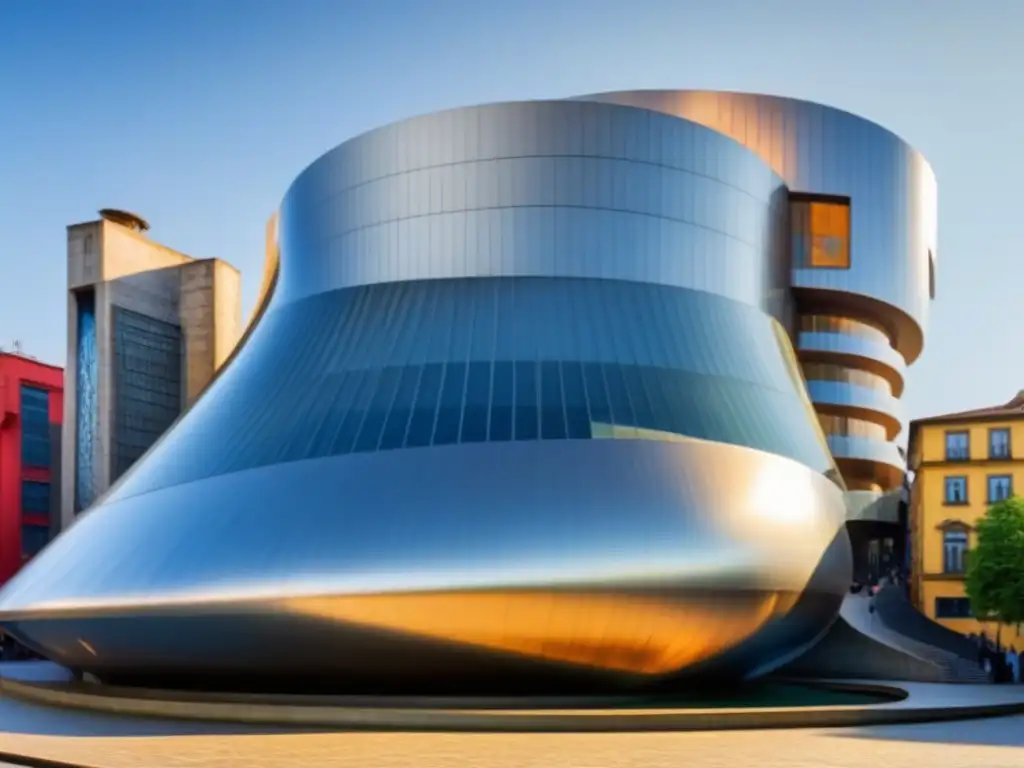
[{"left": 791, "top": 195, "right": 851, "bottom": 269}]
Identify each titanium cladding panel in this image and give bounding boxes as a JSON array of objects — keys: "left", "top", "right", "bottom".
[
  {"left": 0, "top": 100, "right": 851, "bottom": 688},
  {"left": 578, "top": 90, "right": 937, "bottom": 499},
  {"left": 578, "top": 89, "right": 938, "bottom": 362}
]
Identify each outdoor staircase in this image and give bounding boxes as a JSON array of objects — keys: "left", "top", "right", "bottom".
[
  {"left": 833, "top": 590, "right": 989, "bottom": 683},
  {"left": 871, "top": 584, "right": 990, "bottom": 683},
  {"left": 873, "top": 585, "right": 982, "bottom": 661}
]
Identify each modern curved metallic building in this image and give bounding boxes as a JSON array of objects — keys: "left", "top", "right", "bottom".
[{"left": 0, "top": 91, "right": 936, "bottom": 689}]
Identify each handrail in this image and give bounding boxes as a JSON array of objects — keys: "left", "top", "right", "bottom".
[{"left": 874, "top": 585, "right": 978, "bottom": 661}]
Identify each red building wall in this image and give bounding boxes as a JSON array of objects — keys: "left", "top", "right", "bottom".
[{"left": 0, "top": 353, "right": 64, "bottom": 587}]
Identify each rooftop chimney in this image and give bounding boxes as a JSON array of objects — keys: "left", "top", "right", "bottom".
[{"left": 98, "top": 208, "right": 150, "bottom": 233}]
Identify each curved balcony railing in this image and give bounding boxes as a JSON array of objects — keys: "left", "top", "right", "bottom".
[
  {"left": 826, "top": 435, "right": 905, "bottom": 468},
  {"left": 797, "top": 331, "right": 906, "bottom": 396},
  {"left": 825, "top": 435, "right": 906, "bottom": 491},
  {"left": 805, "top": 381, "right": 904, "bottom": 439}
]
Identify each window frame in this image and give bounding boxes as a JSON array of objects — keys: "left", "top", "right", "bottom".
[
  {"left": 934, "top": 596, "right": 972, "bottom": 619},
  {"left": 986, "top": 473, "right": 1013, "bottom": 504},
  {"left": 941, "top": 528, "right": 969, "bottom": 574},
  {"left": 20, "top": 523, "right": 49, "bottom": 558},
  {"left": 944, "top": 430, "right": 970, "bottom": 461},
  {"left": 19, "top": 384, "right": 52, "bottom": 469},
  {"left": 943, "top": 475, "right": 968, "bottom": 505},
  {"left": 988, "top": 427, "right": 1011, "bottom": 460},
  {"left": 789, "top": 192, "right": 852, "bottom": 270},
  {"left": 20, "top": 479, "right": 51, "bottom": 516}
]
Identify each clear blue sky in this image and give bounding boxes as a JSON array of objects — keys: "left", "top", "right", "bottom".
[{"left": 0, "top": 0, "right": 1018, "bottom": 421}]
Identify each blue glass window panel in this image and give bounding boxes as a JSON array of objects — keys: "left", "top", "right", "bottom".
[
  {"left": 389, "top": 283, "right": 422, "bottom": 364},
  {"left": 434, "top": 363, "right": 467, "bottom": 446},
  {"left": 655, "top": 368, "right": 686, "bottom": 436},
  {"left": 352, "top": 409, "right": 387, "bottom": 453},
  {"left": 583, "top": 363, "right": 611, "bottom": 424},
  {"left": 21, "top": 436, "right": 50, "bottom": 469},
  {"left": 20, "top": 387, "right": 49, "bottom": 415},
  {"left": 21, "top": 524, "right": 49, "bottom": 557},
  {"left": 21, "top": 480, "right": 50, "bottom": 515},
  {"left": 727, "top": 380, "right": 761, "bottom": 447},
  {"left": 329, "top": 370, "right": 373, "bottom": 454},
  {"left": 514, "top": 361, "right": 539, "bottom": 440},
  {"left": 380, "top": 366, "right": 421, "bottom": 451},
  {"left": 561, "top": 362, "right": 591, "bottom": 439},
  {"left": 469, "top": 284, "right": 497, "bottom": 360},
  {"left": 100, "top": 277, "right": 844, "bottom": 500},
  {"left": 987, "top": 474, "right": 1012, "bottom": 502},
  {"left": 622, "top": 366, "right": 655, "bottom": 431},
  {"left": 934, "top": 597, "right": 972, "bottom": 619},
  {"left": 640, "top": 366, "right": 673, "bottom": 430},
  {"left": 603, "top": 364, "right": 634, "bottom": 426},
  {"left": 488, "top": 361, "right": 514, "bottom": 442},
  {"left": 425, "top": 285, "right": 456, "bottom": 361},
  {"left": 944, "top": 476, "right": 967, "bottom": 504},
  {"left": 540, "top": 361, "right": 567, "bottom": 440},
  {"left": 305, "top": 372, "right": 354, "bottom": 457},
  {"left": 354, "top": 366, "right": 402, "bottom": 452},
  {"left": 494, "top": 283, "right": 517, "bottom": 359},
  {"left": 460, "top": 362, "right": 492, "bottom": 444},
  {"left": 406, "top": 363, "right": 443, "bottom": 447},
  {"left": 944, "top": 431, "right": 969, "bottom": 461},
  {"left": 679, "top": 369, "right": 720, "bottom": 440},
  {"left": 20, "top": 386, "right": 51, "bottom": 469},
  {"left": 448, "top": 282, "right": 474, "bottom": 362}
]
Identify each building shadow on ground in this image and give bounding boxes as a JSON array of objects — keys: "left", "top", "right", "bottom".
[
  {"left": 0, "top": 695, "right": 327, "bottom": 738},
  {"left": 833, "top": 714, "right": 1024, "bottom": 747}
]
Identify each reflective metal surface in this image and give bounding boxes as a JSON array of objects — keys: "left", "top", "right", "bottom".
[
  {"left": 804, "top": 381, "right": 905, "bottom": 439},
  {"left": 89, "top": 278, "right": 835, "bottom": 502},
  {"left": 574, "top": 90, "right": 937, "bottom": 361},
  {"left": 797, "top": 331, "right": 906, "bottom": 397},
  {"left": 0, "top": 439, "right": 849, "bottom": 683},
  {"left": 276, "top": 100, "right": 794, "bottom": 326},
  {"left": 3, "top": 94, "right": 935, "bottom": 688},
  {"left": 575, "top": 90, "right": 936, "bottom": 496},
  {"left": 824, "top": 436, "right": 905, "bottom": 490}
]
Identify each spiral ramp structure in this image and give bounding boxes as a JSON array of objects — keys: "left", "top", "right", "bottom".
[{"left": 0, "top": 92, "right": 940, "bottom": 690}]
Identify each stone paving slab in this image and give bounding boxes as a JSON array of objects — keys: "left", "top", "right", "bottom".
[
  {"left": 0, "top": 662, "right": 1022, "bottom": 767},
  {"left": 0, "top": 711, "right": 1022, "bottom": 768}
]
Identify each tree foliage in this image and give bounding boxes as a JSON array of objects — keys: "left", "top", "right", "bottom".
[{"left": 965, "top": 496, "right": 1024, "bottom": 628}]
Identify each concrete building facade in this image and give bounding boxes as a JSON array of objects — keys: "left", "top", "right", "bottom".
[{"left": 62, "top": 210, "right": 241, "bottom": 528}]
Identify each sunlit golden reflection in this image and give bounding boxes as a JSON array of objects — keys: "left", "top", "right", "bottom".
[{"left": 283, "top": 590, "right": 800, "bottom": 676}]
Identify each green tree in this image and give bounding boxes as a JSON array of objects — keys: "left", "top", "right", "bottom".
[{"left": 965, "top": 496, "right": 1024, "bottom": 636}]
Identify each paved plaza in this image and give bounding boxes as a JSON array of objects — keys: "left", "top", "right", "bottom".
[{"left": 0, "top": 689, "right": 1021, "bottom": 768}]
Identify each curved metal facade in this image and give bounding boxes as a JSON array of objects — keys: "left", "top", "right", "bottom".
[
  {"left": 0, "top": 92, "right": 938, "bottom": 689},
  {"left": 578, "top": 90, "right": 937, "bottom": 499}
]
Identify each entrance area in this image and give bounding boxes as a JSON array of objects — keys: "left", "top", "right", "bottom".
[{"left": 847, "top": 520, "right": 906, "bottom": 585}]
